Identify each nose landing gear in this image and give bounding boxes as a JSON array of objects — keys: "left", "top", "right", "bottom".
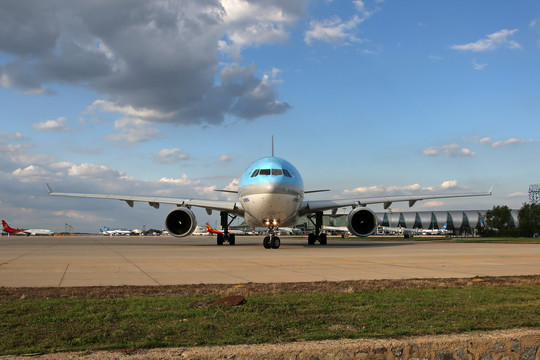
[{"left": 263, "top": 228, "right": 280, "bottom": 249}]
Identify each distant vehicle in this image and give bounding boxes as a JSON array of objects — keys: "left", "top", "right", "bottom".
[
  {"left": 192, "top": 225, "right": 209, "bottom": 235},
  {"left": 377, "top": 225, "right": 419, "bottom": 238},
  {"left": 100, "top": 226, "right": 132, "bottom": 236},
  {"left": 275, "top": 226, "right": 304, "bottom": 235},
  {"left": 2, "top": 220, "right": 53, "bottom": 236},
  {"left": 322, "top": 225, "right": 350, "bottom": 236}
]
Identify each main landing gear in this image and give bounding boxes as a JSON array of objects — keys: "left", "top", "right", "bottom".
[
  {"left": 307, "top": 211, "right": 327, "bottom": 246},
  {"left": 263, "top": 228, "right": 281, "bottom": 249},
  {"left": 216, "top": 211, "right": 236, "bottom": 246}
]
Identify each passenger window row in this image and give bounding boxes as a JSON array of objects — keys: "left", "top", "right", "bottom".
[{"left": 251, "top": 169, "right": 292, "bottom": 178}]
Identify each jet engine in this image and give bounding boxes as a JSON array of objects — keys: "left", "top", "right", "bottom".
[
  {"left": 347, "top": 207, "right": 378, "bottom": 237},
  {"left": 165, "top": 207, "right": 197, "bottom": 237}
]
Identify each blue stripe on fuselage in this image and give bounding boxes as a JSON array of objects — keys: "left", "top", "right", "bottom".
[{"left": 238, "top": 157, "right": 304, "bottom": 189}]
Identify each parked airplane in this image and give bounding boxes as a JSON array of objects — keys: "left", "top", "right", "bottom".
[
  {"left": 2, "top": 220, "right": 53, "bottom": 236},
  {"left": 100, "top": 226, "right": 132, "bottom": 235},
  {"left": 47, "top": 152, "right": 492, "bottom": 249},
  {"left": 205, "top": 223, "right": 247, "bottom": 241}
]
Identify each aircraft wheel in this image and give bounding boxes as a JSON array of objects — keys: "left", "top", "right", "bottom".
[
  {"left": 229, "top": 234, "right": 236, "bottom": 245},
  {"left": 319, "top": 233, "right": 327, "bottom": 245},
  {"left": 271, "top": 236, "right": 281, "bottom": 249},
  {"left": 308, "top": 233, "right": 316, "bottom": 245},
  {"left": 263, "top": 236, "right": 271, "bottom": 249},
  {"left": 217, "top": 233, "right": 224, "bottom": 245}
]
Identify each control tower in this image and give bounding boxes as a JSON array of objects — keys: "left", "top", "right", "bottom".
[{"left": 529, "top": 184, "right": 540, "bottom": 204}]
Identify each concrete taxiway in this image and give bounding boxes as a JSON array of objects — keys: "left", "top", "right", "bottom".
[{"left": 0, "top": 235, "right": 538, "bottom": 287}]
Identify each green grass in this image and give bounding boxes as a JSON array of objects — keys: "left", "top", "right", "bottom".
[{"left": 1, "top": 285, "right": 539, "bottom": 355}]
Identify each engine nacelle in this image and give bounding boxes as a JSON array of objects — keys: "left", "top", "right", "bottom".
[
  {"left": 347, "top": 207, "right": 378, "bottom": 237},
  {"left": 165, "top": 207, "right": 197, "bottom": 237}
]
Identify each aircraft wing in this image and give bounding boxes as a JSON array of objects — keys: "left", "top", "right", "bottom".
[
  {"left": 299, "top": 187, "right": 493, "bottom": 215},
  {"left": 47, "top": 185, "right": 244, "bottom": 216}
]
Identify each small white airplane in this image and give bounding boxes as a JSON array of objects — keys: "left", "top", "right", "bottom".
[
  {"left": 2, "top": 220, "right": 53, "bottom": 236},
  {"left": 47, "top": 148, "right": 492, "bottom": 249},
  {"left": 100, "top": 226, "right": 132, "bottom": 236}
]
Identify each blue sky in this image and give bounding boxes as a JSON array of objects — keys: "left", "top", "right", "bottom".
[{"left": 1, "top": 0, "right": 539, "bottom": 233}]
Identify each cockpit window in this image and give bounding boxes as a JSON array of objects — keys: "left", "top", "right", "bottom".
[
  {"left": 259, "top": 169, "right": 271, "bottom": 175},
  {"left": 272, "top": 169, "right": 283, "bottom": 176},
  {"left": 251, "top": 169, "right": 259, "bottom": 177},
  {"left": 283, "top": 169, "right": 291, "bottom": 177}
]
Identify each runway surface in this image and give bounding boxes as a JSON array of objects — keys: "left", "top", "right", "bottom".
[{"left": 0, "top": 235, "right": 539, "bottom": 287}]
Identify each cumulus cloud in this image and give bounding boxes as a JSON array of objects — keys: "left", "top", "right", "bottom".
[
  {"left": 155, "top": 148, "right": 189, "bottom": 164},
  {"left": 423, "top": 144, "right": 475, "bottom": 157},
  {"left": 0, "top": 1, "right": 299, "bottom": 127},
  {"left": 12, "top": 165, "right": 52, "bottom": 182},
  {"left": 104, "top": 117, "right": 165, "bottom": 143},
  {"left": 451, "top": 29, "right": 521, "bottom": 52},
  {"left": 32, "top": 117, "right": 69, "bottom": 132},
  {"left": 67, "top": 163, "right": 125, "bottom": 179}
]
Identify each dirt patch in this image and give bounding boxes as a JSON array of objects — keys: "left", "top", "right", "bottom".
[
  {"left": 1, "top": 275, "right": 539, "bottom": 300},
  {"left": 2, "top": 329, "right": 539, "bottom": 360}
]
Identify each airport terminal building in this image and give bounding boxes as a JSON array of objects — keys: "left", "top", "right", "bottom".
[{"left": 297, "top": 209, "right": 520, "bottom": 235}]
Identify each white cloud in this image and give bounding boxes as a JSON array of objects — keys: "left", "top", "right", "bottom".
[
  {"left": 32, "top": 117, "right": 68, "bottom": 132},
  {"left": 451, "top": 29, "right": 521, "bottom": 52},
  {"left": 423, "top": 144, "right": 474, "bottom": 157},
  {"left": 343, "top": 180, "right": 462, "bottom": 196},
  {"left": 0, "top": 131, "right": 25, "bottom": 140},
  {"left": 423, "top": 201, "right": 444, "bottom": 207},
  {"left": 305, "top": 15, "right": 364, "bottom": 45},
  {"left": 159, "top": 174, "right": 200, "bottom": 186},
  {"left": 155, "top": 148, "right": 189, "bottom": 164},
  {"left": 12, "top": 165, "right": 51, "bottom": 182},
  {"left": 53, "top": 210, "right": 110, "bottom": 222},
  {"left": 479, "top": 137, "right": 533, "bottom": 147},
  {"left": 105, "top": 117, "right": 165, "bottom": 144},
  {"left": 506, "top": 192, "right": 525, "bottom": 198},
  {"left": 86, "top": 100, "right": 175, "bottom": 120},
  {"left": 219, "top": 154, "right": 234, "bottom": 164},
  {"left": 472, "top": 59, "right": 487, "bottom": 71},
  {"left": 67, "top": 163, "right": 124, "bottom": 179}
]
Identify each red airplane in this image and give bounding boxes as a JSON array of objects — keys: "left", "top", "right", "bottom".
[
  {"left": 2, "top": 220, "right": 53, "bottom": 236},
  {"left": 205, "top": 223, "right": 247, "bottom": 235}
]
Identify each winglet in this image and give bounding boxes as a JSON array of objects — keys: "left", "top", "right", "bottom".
[
  {"left": 46, "top": 184, "right": 53, "bottom": 194},
  {"left": 488, "top": 184, "right": 494, "bottom": 195}
]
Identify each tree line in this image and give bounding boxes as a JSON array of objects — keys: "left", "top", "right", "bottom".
[{"left": 483, "top": 203, "right": 540, "bottom": 237}]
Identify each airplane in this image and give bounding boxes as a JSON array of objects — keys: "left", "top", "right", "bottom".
[
  {"left": 205, "top": 223, "right": 247, "bottom": 240},
  {"left": 421, "top": 223, "right": 448, "bottom": 235},
  {"left": 2, "top": 220, "right": 53, "bottom": 236},
  {"left": 47, "top": 150, "right": 492, "bottom": 249},
  {"left": 100, "top": 226, "right": 132, "bottom": 236}
]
